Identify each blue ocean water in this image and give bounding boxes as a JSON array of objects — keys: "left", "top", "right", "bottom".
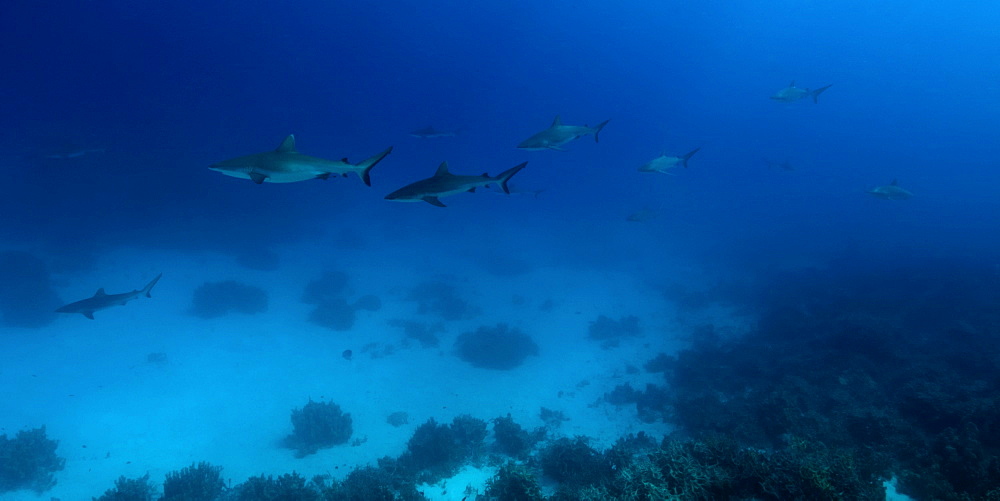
[{"left": 2, "top": 0, "right": 999, "bottom": 499}]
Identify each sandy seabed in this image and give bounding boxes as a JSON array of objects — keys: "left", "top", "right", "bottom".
[{"left": 2, "top": 234, "right": 709, "bottom": 501}]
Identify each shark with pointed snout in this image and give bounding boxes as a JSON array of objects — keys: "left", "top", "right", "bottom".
[
  {"left": 210, "top": 135, "right": 392, "bottom": 186},
  {"left": 770, "top": 81, "right": 832, "bottom": 104},
  {"left": 867, "top": 179, "right": 913, "bottom": 200},
  {"left": 638, "top": 148, "right": 701, "bottom": 174},
  {"left": 517, "top": 115, "right": 610, "bottom": 151},
  {"left": 385, "top": 161, "right": 528, "bottom": 207},
  {"left": 56, "top": 274, "right": 162, "bottom": 319},
  {"left": 409, "top": 126, "right": 459, "bottom": 138}
]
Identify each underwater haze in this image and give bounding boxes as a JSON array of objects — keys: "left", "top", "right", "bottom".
[{"left": 2, "top": 1, "right": 999, "bottom": 499}]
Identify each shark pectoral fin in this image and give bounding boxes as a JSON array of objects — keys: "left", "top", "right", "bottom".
[
  {"left": 424, "top": 196, "right": 447, "bottom": 207},
  {"left": 316, "top": 173, "right": 331, "bottom": 180},
  {"left": 249, "top": 172, "right": 268, "bottom": 184},
  {"left": 83, "top": 311, "right": 95, "bottom": 320},
  {"left": 546, "top": 145, "right": 567, "bottom": 151},
  {"left": 467, "top": 187, "right": 476, "bottom": 193}
]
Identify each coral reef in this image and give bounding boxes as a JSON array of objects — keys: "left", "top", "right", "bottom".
[
  {"left": 0, "top": 251, "right": 61, "bottom": 328},
  {"left": 189, "top": 280, "right": 268, "bottom": 318},
  {"left": 406, "top": 281, "right": 479, "bottom": 321},
  {"left": 483, "top": 462, "right": 544, "bottom": 501},
  {"left": 352, "top": 294, "right": 382, "bottom": 311},
  {"left": 93, "top": 474, "right": 156, "bottom": 501},
  {"left": 315, "top": 457, "right": 426, "bottom": 501},
  {"left": 307, "top": 297, "right": 356, "bottom": 331},
  {"left": 285, "top": 400, "right": 353, "bottom": 457},
  {"left": 657, "top": 259, "right": 1000, "bottom": 500},
  {"left": 302, "top": 271, "right": 381, "bottom": 332},
  {"left": 491, "top": 414, "right": 543, "bottom": 458},
  {"left": 587, "top": 315, "right": 640, "bottom": 348},
  {"left": 386, "top": 412, "right": 409, "bottom": 427},
  {"left": 161, "top": 462, "right": 225, "bottom": 501},
  {"left": 0, "top": 426, "right": 65, "bottom": 494},
  {"left": 389, "top": 319, "right": 443, "bottom": 348},
  {"left": 398, "top": 416, "right": 488, "bottom": 483},
  {"left": 231, "top": 473, "right": 320, "bottom": 501},
  {"left": 539, "top": 407, "right": 569, "bottom": 428},
  {"left": 539, "top": 436, "right": 613, "bottom": 489},
  {"left": 301, "top": 271, "right": 349, "bottom": 305},
  {"left": 454, "top": 323, "right": 538, "bottom": 370}
]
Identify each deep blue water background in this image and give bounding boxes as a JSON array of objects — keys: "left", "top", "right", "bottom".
[{"left": 2, "top": 0, "right": 999, "bottom": 272}]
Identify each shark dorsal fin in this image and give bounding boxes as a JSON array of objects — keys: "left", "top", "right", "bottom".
[
  {"left": 434, "top": 162, "right": 450, "bottom": 177},
  {"left": 276, "top": 135, "right": 296, "bottom": 153},
  {"left": 789, "top": 80, "right": 796, "bottom": 87},
  {"left": 890, "top": 178, "right": 898, "bottom": 186},
  {"left": 551, "top": 115, "right": 562, "bottom": 127},
  {"left": 94, "top": 288, "right": 106, "bottom": 297},
  {"left": 341, "top": 157, "right": 350, "bottom": 163}
]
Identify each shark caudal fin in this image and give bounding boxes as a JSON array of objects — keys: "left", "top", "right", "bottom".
[
  {"left": 356, "top": 146, "right": 394, "bottom": 187},
  {"left": 592, "top": 119, "right": 611, "bottom": 143},
  {"left": 495, "top": 162, "right": 528, "bottom": 194},
  {"left": 680, "top": 148, "right": 701, "bottom": 168},
  {"left": 811, "top": 84, "right": 832, "bottom": 103},
  {"left": 142, "top": 273, "right": 162, "bottom": 298}
]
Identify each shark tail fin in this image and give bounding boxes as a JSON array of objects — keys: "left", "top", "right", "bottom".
[
  {"left": 592, "top": 119, "right": 611, "bottom": 143},
  {"left": 356, "top": 146, "right": 394, "bottom": 187},
  {"left": 681, "top": 147, "right": 701, "bottom": 168},
  {"left": 811, "top": 84, "right": 832, "bottom": 103},
  {"left": 142, "top": 273, "right": 163, "bottom": 298},
  {"left": 495, "top": 162, "right": 528, "bottom": 194}
]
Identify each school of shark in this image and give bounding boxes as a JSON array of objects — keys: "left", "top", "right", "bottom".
[{"left": 54, "top": 80, "right": 916, "bottom": 318}]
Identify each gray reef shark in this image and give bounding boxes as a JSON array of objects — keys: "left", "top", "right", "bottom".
[
  {"left": 867, "top": 179, "right": 914, "bottom": 200},
  {"left": 409, "top": 126, "right": 458, "bottom": 138},
  {"left": 770, "top": 81, "right": 832, "bottom": 103},
  {"left": 638, "top": 148, "right": 701, "bottom": 174},
  {"left": 56, "top": 274, "right": 162, "bottom": 319},
  {"left": 517, "top": 115, "right": 610, "bottom": 151},
  {"left": 45, "top": 148, "right": 105, "bottom": 160},
  {"left": 763, "top": 158, "right": 794, "bottom": 171},
  {"left": 626, "top": 207, "right": 658, "bottom": 222},
  {"left": 210, "top": 135, "right": 393, "bottom": 186},
  {"left": 385, "top": 161, "right": 528, "bottom": 207}
]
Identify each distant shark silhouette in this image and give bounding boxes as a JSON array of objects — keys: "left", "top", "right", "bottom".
[
  {"left": 638, "top": 148, "right": 701, "bottom": 174},
  {"left": 210, "top": 135, "right": 393, "bottom": 186},
  {"left": 867, "top": 179, "right": 914, "bottom": 200},
  {"left": 770, "top": 81, "right": 832, "bottom": 103},
  {"left": 409, "top": 126, "right": 459, "bottom": 138},
  {"left": 517, "top": 115, "right": 610, "bottom": 151},
  {"left": 385, "top": 161, "right": 527, "bottom": 207},
  {"left": 56, "top": 274, "right": 162, "bottom": 319}
]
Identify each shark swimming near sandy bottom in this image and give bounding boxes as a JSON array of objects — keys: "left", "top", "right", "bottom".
[
  {"left": 56, "top": 274, "right": 162, "bottom": 319},
  {"left": 517, "top": 115, "right": 610, "bottom": 151},
  {"left": 384, "top": 161, "right": 528, "bottom": 207},
  {"left": 638, "top": 148, "right": 701, "bottom": 174},
  {"left": 770, "top": 81, "right": 832, "bottom": 103},
  {"left": 210, "top": 135, "right": 393, "bottom": 186},
  {"left": 867, "top": 179, "right": 914, "bottom": 200}
]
